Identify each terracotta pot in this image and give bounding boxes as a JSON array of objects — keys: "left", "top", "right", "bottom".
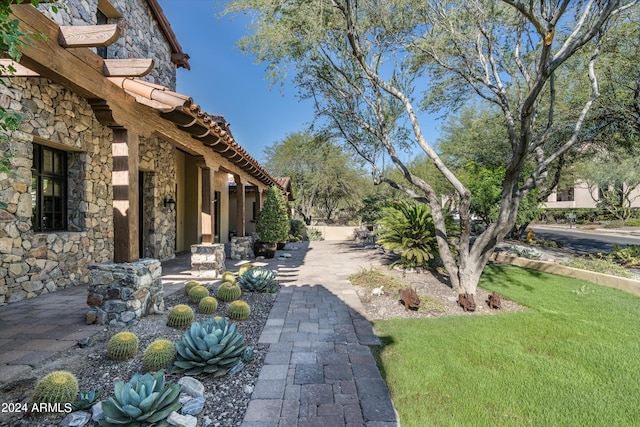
[{"left": 253, "top": 241, "right": 277, "bottom": 259}]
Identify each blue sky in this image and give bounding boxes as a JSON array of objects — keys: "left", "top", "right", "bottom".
[
  {"left": 157, "top": 0, "right": 442, "bottom": 164},
  {"left": 158, "top": 0, "right": 315, "bottom": 163}
]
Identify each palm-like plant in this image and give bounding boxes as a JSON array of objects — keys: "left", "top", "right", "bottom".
[{"left": 376, "top": 201, "right": 437, "bottom": 268}]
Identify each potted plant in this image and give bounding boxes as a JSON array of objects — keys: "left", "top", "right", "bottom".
[{"left": 255, "top": 186, "right": 290, "bottom": 258}]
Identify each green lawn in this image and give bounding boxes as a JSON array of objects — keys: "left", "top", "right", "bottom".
[{"left": 374, "top": 265, "right": 640, "bottom": 426}]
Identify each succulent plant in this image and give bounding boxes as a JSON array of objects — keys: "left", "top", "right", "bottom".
[
  {"left": 173, "top": 317, "right": 247, "bottom": 376},
  {"left": 221, "top": 271, "right": 236, "bottom": 283},
  {"left": 184, "top": 280, "right": 200, "bottom": 296},
  {"left": 237, "top": 263, "right": 255, "bottom": 277},
  {"left": 216, "top": 281, "right": 242, "bottom": 302},
  {"left": 32, "top": 371, "right": 79, "bottom": 405},
  {"left": 237, "top": 266, "right": 278, "bottom": 292},
  {"left": 107, "top": 331, "right": 139, "bottom": 361},
  {"left": 167, "top": 304, "right": 194, "bottom": 329},
  {"left": 188, "top": 285, "right": 210, "bottom": 304},
  {"left": 143, "top": 339, "right": 177, "bottom": 373},
  {"left": 227, "top": 300, "right": 251, "bottom": 321},
  {"left": 99, "top": 370, "right": 181, "bottom": 427},
  {"left": 71, "top": 389, "right": 100, "bottom": 411},
  {"left": 198, "top": 296, "right": 218, "bottom": 314}
]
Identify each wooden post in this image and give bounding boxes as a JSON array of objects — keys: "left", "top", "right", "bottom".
[
  {"left": 201, "top": 167, "right": 214, "bottom": 243},
  {"left": 112, "top": 128, "right": 139, "bottom": 263},
  {"left": 235, "top": 176, "right": 246, "bottom": 237}
]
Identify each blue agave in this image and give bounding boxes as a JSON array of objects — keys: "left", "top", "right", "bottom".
[{"left": 99, "top": 370, "right": 181, "bottom": 427}]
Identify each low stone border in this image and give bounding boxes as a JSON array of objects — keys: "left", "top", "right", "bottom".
[{"left": 491, "top": 253, "right": 640, "bottom": 297}]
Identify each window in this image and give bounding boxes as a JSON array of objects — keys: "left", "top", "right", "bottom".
[
  {"left": 31, "top": 144, "right": 67, "bottom": 232},
  {"left": 556, "top": 187, "right": 575, "bottom": 202}
]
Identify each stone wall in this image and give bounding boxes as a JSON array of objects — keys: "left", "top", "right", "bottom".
[
  {"left": 87, "top": 259, "right": 164, "bottom": 326},
  {"left": 139, "top": 136, "right": 176, "bottom": 261},
  {"left": 0, "top": 78, "right": 114, "bottom": 304},
  {"left": 230, "top": 236, "right": 255, "bottom": 260},
  {"left": 40, "top": 0, "right": 177, "bottom": 90},
  {"left": 191, "top": 244, "right": 226, "bottom": 278}
]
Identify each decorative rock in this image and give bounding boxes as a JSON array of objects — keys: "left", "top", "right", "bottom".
[
  {"left": 177, "top": 376, "right": 204, "bottom": 397},
  {"left": 91, "top": 402, "right": 104, "bottom": 422},
  {"left": 228, "top": 361, "right": 245, "bottom": 376},
  {"left": 180, "top": 396, "right": 205, "bottom": 416},
  {"left": 60, "top": 411, "right": 91, "bottom": 427},
  {"left": 243, "top": 384, "right": 254, "bottom": 394},
  {"left": 77, "top": 337, "right": 91, "bottom": 348},
  {"left": 167, "top": 411, "right": 197, "bottom": 427}
]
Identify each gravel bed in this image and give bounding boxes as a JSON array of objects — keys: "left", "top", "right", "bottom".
[{"left": 0, "top": 285, "right": 277, "bottom": 427}]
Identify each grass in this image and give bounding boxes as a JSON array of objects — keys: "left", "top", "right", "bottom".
[{"left": 374, "top": 265, "right": 640, "bottom": 426}]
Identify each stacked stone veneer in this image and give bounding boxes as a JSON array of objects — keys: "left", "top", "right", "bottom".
[
  {"left": 191, "top": 244, "right": 225, "bottom": 278},
  {"left": 87, "top": 259, "right": 164, "bottom": 326},
  {"left": 0, "top": 78, "right": 114, "bottom": 304},
  {"left": 230, "top": 236, "right": 255, "bottom": 260},
  {"left": 40, "top": 0, "right": 177, "bottom": 90}
]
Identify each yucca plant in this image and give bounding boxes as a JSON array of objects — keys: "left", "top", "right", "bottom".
[
  {"left": 99, "top": 370, "right": 181, "bottom": 427},
  {"left": 237, "top": 267, "right": 278, "bottom": 292},
  {"left": 173, "top": 317, "right": 247, "bottom": 377},
  {"left": 376, "top": 201, "right": 438, "bottom": 269}
]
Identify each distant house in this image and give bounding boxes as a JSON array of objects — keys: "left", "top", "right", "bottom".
[
  {"left": 0, "top": 0, "right": 283, "bottom": 304},
  {"left": 543, "top": 180, "right": 640, "bottom": 210}
]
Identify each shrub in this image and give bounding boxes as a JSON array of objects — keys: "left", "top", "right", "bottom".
[
  {"left": 289, "top": 219, "right": 306, "bottom": 239},
  {"left": 227, "top": 300, "right": 251, "bottom": 321},
  {"left": 143, "top": 339, "right": 177, "bottom": 373},
  {"left": 106, "top": 331, "right": 139, "bottom": 361},
  {"left": 188, "top": 285, "right": 210, "bottom": 304},
  {"left": 173, "top": 317, "right": 247, "bottom": 376},
  {"left": 307, "top": 227, "right": 323, "bottom": 241},
  {"left": 217, "top": 281, "right": 242, "bottom": 302},
  {"left": 99, "top": 371, "right": 181, "bottom": 427},
  {"left": 606, "top": 244, "right": 640, "bottom": 267},
  {"left": 167, "top": 304, "right": 194, "bottom": 329},
  {"left": 32, "top": 371, "right": 79, "bottom": 405},
  {"left": 198, "top": 296, "right": 218, "bottom": 314},
  {"left": 376, "top": 201, "right": 438, "bottom": 268},
  {"left": 256, "top": 186, "right": 290, "bottom": 244}
]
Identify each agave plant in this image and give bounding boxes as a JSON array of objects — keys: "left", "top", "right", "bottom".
[
  {"left": 237, "top": 267, "right": 278, "bottom": 292},
  {"left": 71, "top": 389, "right": 100, "bottom": 411},
  {"left": 99, "top": 370, "right": 181, "bottom": 427},
  {"left": 173, "top": 317, "right": 246, "bottom": 377}
]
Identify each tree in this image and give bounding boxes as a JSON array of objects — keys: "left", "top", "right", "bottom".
[
  {"left": 263, "top": 131, "right": 367, "bottom": 224},
  {"left": 577, "top": 149, "right": 640, "bottom": 220},
  {"left": 227, "top": 0, "right": 638, "bottom": 296},
  {"left": 256, "top": 186, "right": 290, "bottom": 245}
]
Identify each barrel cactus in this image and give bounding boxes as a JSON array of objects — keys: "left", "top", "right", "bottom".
[
  {"left": 143, "top": 339, "right": 177, "bottom": 373},
  {"left": 173, "top": 317, "right": 247, "bottom": 376},
  {"left": 237, "top": 266, "right": 278, "bottom": 292},
  {"left": 221, "top": 271, "right": 236, "bottom": 283},
  {"left": 32, "top": 371, "right": 79, "bottom": 405},
  {"left": 184, "top": 280, "right": 200, "bottom": 296},
  {"left": 217, "top": 281, "right": 242, "bottom": 302},
  {"left": 99, "top": 370, "right": 181, "bottom": 427},
  {"left": 227, "top": 300, "right": 251, "bottom": 321},
  {"left": 237, "top": 263, "right": 255, "bottom": 277},
  {"left": 167, "top": 304, "right": 194, "bottom": 329},
  {"left": 198, "top": 296, "right": 218, "bottom": 314},
  {"left": 188, "top": 285, "right": 210, "bottom": 304},
  {"left": 106, "top": 331, "right": 139, "bottom": 361}
]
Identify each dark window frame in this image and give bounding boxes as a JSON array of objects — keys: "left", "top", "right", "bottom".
[{"left": 32, "top": 143, "right": 68, "bottom": 232}]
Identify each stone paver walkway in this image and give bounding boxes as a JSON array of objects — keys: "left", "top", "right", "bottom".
[{"left": 242, "top": 241, "right": 399, "bottom": 426}]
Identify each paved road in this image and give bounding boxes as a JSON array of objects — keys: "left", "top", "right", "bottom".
[{"left": 530, "top": 226, "right": 640, "bottom": 255}]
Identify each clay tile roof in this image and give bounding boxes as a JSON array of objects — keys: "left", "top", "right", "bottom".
[{"left": 108, "top": 77, "right": 280, "bottom": 188}]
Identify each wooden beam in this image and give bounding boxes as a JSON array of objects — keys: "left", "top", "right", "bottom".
[
  {"left": 59, "top": 24, "right": 120, "bottom": 48},
  {"left": 0, "top": 60, "right": 39, "bottom": 76},
  {"left": 103, "top": 59, "right": 155, "bottom": 77}
]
